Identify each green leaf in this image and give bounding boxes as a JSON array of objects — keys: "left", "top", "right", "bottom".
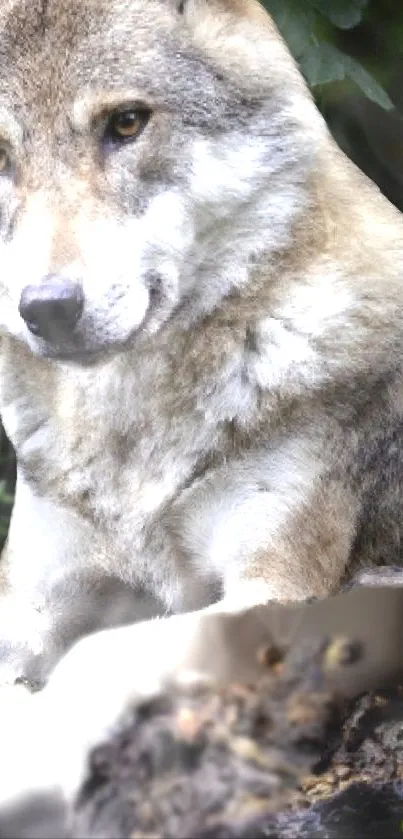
[
  {"left": 299, "top": 40, "right": 345, "bottom": 86},
  {"left": 299, "top": 42, "right": 394, "bottom": 110},
  {"left": 263, "top": 2, "right": 394, "bottom": 110},
  {"left": 264, "top": 0, "right": 317, "bottom": 59},
  {"left": 308, "top": 0, "right": 368, "bottom": 30},
  {"left": 345, "top": 54, "right": 394, "bottom": 110}
]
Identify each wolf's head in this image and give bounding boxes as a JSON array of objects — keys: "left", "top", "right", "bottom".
[{"left": 0, "top": 0, "right": 326, "bottom": 362}]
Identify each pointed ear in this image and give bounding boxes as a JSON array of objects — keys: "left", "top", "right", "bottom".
[{"left": 172, "top": 0, "right": 309, "bottom": 102}]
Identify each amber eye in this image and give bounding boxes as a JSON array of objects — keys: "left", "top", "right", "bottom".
[
  {"left": 105, "top": 108, "right": 150, "bottom": 144},
  {"left": 0, "top": 148, "right": 10, "bottom": 173}
]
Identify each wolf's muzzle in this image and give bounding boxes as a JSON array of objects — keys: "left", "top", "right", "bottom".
[{"left": 19, "top": 276, "right": 84, "bottom": 341}]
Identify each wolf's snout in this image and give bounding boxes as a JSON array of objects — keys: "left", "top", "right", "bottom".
[{"left": 19, "top": 276, "right": 84, "bottom": 340}]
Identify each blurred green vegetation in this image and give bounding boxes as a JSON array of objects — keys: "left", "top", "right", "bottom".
[
  {"left": 265, "top": 0, "right": 395, "bottom": 110},
  {"left": 1, "top": 0, "right": 403, "bottom": 548},
  {"left": 264, "top": 0, "right": 403, "bottom": 212}
]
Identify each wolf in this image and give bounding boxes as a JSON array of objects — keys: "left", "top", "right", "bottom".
[{"left": 0, "top": 0, "right": 402, "bottom": 812}]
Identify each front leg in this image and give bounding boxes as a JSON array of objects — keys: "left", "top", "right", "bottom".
[
  {"left": 172, "top": 439, "right": 360, "bottom": 607},
  {"left": 0, "top": 472, "right": 156, "bottom": 686}
]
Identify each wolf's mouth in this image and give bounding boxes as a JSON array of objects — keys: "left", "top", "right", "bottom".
[
  {"left": 24, "top": 311, "right": 154, "bottom": 366},
  {"left": 28, "top": 333, "right": 136, "bottom": 366}
]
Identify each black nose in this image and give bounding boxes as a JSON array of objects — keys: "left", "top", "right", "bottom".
[{"left": 19, "top": 276, "right": 84, "bottom": 340}]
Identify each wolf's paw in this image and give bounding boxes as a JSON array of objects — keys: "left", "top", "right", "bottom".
[
  {"left": 0, "top": 641, "right": 48, "bottom": 690},
  {"left": 0, "top": 597, "right": 58, "bottom": 689}
]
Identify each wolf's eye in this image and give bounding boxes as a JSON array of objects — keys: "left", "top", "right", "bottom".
[
  {"left": 0, "top": 148, "right": 10, "bottom": 174},
  {"left": 105, "top": 109, "right": 150, "bottom": 144}
]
